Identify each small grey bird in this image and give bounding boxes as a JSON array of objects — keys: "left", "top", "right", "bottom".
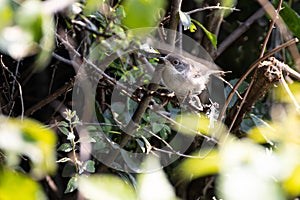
[
  {"left": 161, "top": 53, "right": 222, "bottom": 96},
  {"left": 160, "top": 53, "right": 224, "bottom": 110}
]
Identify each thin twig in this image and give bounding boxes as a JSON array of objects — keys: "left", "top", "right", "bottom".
[
  {"left": 0, "top": 56, "right": 24, "bottom": 120},
  {"left": 25, "top": 79, "right": 74, "bottom": 116},
  {"left": 259, "top": 0, "right": 283, "bottom": 58},
  {"left": 186, "top": 5, "right": 239, "bottom": 15},
  {"left": 227, "top": 78, "right": 254, "bottom": 133},
  {"left": 226, "top": 0, "right": 284, "bottom": 133},
  {"left": 202, "top": 1, "right": 225, "bottom": 57},
  {"left": 258, "top": 0, "right": 300, "bottom": 64},
  {"left": 99, "top": 60, "right": 164, "bottom": 171},
  {"left": 216, "top": 8, "right": 265, "bottom": 58}
]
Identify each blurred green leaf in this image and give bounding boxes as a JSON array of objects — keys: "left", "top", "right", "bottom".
[
  {"left": 0, "top": 169, "right": 46, "bottom": 200},
  {"left": 0, "top": 0, "right": 13, "bottom": 31},
  {"left": 83, "top": 0, "right": 105, "bottom": 15},
  {"left": 0, "top": 26, "right": 38, "bottom": 59},
  {"left": 221, "top": 0, "right": 237, "bottom": 17},
  {"left": 192, "top": 19, "right": 217, "bottom": 49},
  {"left": 174, "top": 113, "right": 211, "bottom": 136},
  {"left": 218, "top": 163, "right": 285, "bottom": 200},
  {"left": 248, "top": 123, "right": 278, "bottom": 144},
  {"left": 79, "top": 174, "right": 136, "bottom": 200},
  {"left": 137, "top": 155, "right": 179, "bottom": 200},
  {"left": 178, "top": 149, "right": 220, "bottom": 180},
  {"left": 218, "top": 139, "right": 285, "bottom": 200},
  {"left": 283, "top": 164, "right": 300, "bottom": 197},
  {"left": 0, "top": 117, "right": 57, "bottom": 179},
  {"left": 275, "top": 83, "right": 300, "bottom": 104},
  {"left": 33, "top": 12, "right": 54, "bottom": 72},
  {"left": 16, "top": 0, "right": 43, "bottom": 42},
  {"left": 122, "top": 0, "right": 166, "bottom": 29},
  {"left": 0, "top": 0, "right": 73, "bottom": 71}
]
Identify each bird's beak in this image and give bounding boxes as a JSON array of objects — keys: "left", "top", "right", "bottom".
[{"left": 158, "top": 56, "right": 166, "bottom": 64}]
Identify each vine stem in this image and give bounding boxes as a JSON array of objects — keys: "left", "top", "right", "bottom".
[
  {"left": 225, "top": 0, "right": 284, "bottom": 133},
  {"left": 218, "top": 38, "right": 298, "bottom": 122}
]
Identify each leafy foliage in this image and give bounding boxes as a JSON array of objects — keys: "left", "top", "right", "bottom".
[{"left": 0, "top": 0, "right": 300, "bottom": 199}]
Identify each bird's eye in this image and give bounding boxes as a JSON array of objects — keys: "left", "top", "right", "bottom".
[{"left": 172, "top": 59, "right": 180, "bottom": 65}]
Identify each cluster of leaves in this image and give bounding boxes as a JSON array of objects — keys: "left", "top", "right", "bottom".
[
  {"left": 1, "top": 0, "right": 300, "bottom": 200},
  {"left": 56, "top": 109, "right": 95, "bottom": 193}
]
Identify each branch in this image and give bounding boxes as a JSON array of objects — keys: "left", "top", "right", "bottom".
[
  {"left": 25, "top": 79, "right": 74, "bottom": 116},
  {"left": 167, "top": 0, "right": 182, "bottom": 45},
  {"left": 186, "top": 5, "right": 239, "bottom": 15},
  {"left": 98, "top": 59, "right": 164, "bottom": 172},
  {"left": 202, "top": 1, "right": 225, "bottom": 57},
  {"left": 225, "top": 59, "right": 281, "bottom": 135},
  {"left": 216, "top": 8, "right": 265, "bottom": 58},
  {"left": 218, "top": 38, "right": 298, "bottom": 122}
]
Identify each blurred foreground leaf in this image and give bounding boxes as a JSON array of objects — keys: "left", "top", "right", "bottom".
[
  {"left": 0, "top": 0, "right": 73, "bottom": 71},
  {"left": 137, "top": 156, "right": 178, "bottom": 200},
  {"left": 0, "top": 117, "right": 57, "bottom": 179},
  {"left": 122, "top": 0, "right": 166, "bottom": 29},
  {"left": 79, "top": 174, "right": 136, "bottom": 200},
  {"left": 0, "top": 169, "right": 46, "bottom": 200},
  {"left": 177, "top": 149, "right": 220, "bottom": 180}
]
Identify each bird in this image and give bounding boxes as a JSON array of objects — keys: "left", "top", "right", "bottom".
[{"left": 160, "top": 53, "right": 223, "bottom": 110}]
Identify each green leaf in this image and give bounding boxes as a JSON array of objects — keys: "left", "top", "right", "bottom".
[
  {"left": 283, "top": 164, "right": 300, "bottom": 196},
  {"left": 177, "top": 149, "right": 220, "bottom": 180},
  {"left": 122, "top": 0, "right": 167, "bottom": 29},
  {"left": 274, "top": 0, "right": 300, "bottom": 39},
  {"left": 0, "top": 0, "right": 13, "bottom": 32},
  {"left": 65, "top": 176, "right": 78, "bottom": 193},
  {"left": 58, "top": 121, "right": 69, "bottom": 127},
  {"left": 179, "top": 11, "right": 191, "bottom": 30},
  {"left": 0, "top": 117, "right": 57, "bottom": 179},
  {"left": 58, "top": 126, "right": 70, "bottom": 136},
  {"left": 152, "top": 123, "right": 165, "bottom": 133},
  {"left": 174, "top": 113, "right": 211, "bottom": 136},
  {"left": 83, "top": 160, "right": 95, "bottom": 173},
  {"left": 62, "top": 162, "right": 76, "bottom": 177},
  {"left": 0, "top": 169, "right": 47, "bottom": 200},
  {"left": 78, "top": 175, "right": 136, "bottom": 200},
  {"left": 57, "top": 143, "right": 72, "bottom": 152},
  {"left": 189, "top": 22, "right": 197, "bottom": 33},
  {"left": 83, "top": 0, "right": 105, "bottom": 15},
  {"left": 192, "top": 19, "right": 217, "bottom": 49},
  {"left": 16, "top": 0, "right": 43, "bottom": 43}
]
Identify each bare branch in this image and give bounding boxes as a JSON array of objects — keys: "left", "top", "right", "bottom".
[
  {"left": 186, "top": 5, "right": 239, "bottom": 15},
  {"left": 216, "top": 8, "right": 265, "bottom": 58}
]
